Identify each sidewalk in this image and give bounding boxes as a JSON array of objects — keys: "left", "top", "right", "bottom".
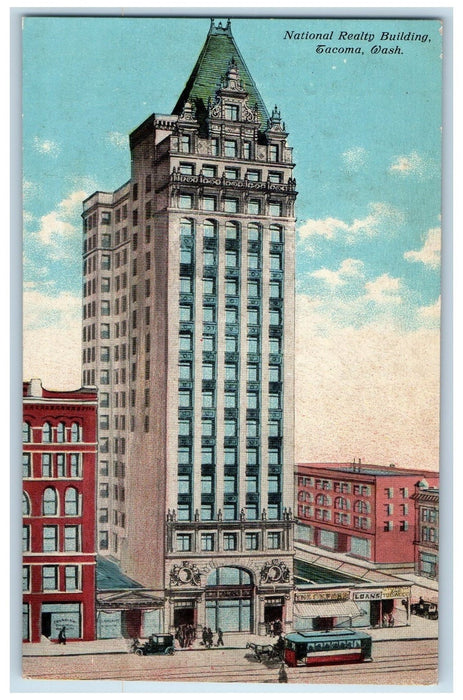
[{"left": 23, "top": 614, "right": 437, "bottom": 658}]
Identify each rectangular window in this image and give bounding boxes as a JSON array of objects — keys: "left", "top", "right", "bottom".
[
  {"left": 243, "top": 142, "right": 251, "bottom": 159},
  {"left": 180, "top": 163, "right": 194, "bottom": 175},
  {"left": 268, "top": 532, "right": 281, "bottom": 549},
  {"left": 245, "top": 532, "right": 259, "bottom": 550},
  {"left": 248, "top": 199, "right": 261, "bottom": 215},
  {"left": 201, "top": 475, "right": 213, "bottom": 495},
  {"left": 178, "top": 474, "right": 191, "bottom": 494},
  {"left": 203, "top": 196, "right": 217, "bottom": 211},
  {"left": 43, "top": 525, "right": 58, "bottom": 552},
  {"left": 56, "top": 453, "right": 66, "bottom": 477},
  {"left": 65, "top": 566, "right": 79, "bottom": 591},
  {"left": 176, "top": 534, "right": 192, "bottom": 552},
  {"left": 269, "top": 144, "right": 279, "bottom": 162},
  {"left": 70, "top": 454, "right": 81, "bottom": 477},
  {"left": 225, "top": 104, "right": 239, "bottom": 121},
  {"left": 41, "top": 453, "right": 52, "bottom": 478},
  {"left": 64, "top": 525, "right": 80, "bottom": 551},
  {"left": 22, "top": 526, "right": 30, "bottom": 552},
  {"left": 179, "top": 194, "right": 193, "bottom": 209},
  {"left": 225, "top": 251, "right": 238, "bottom": 268},
  {"left": 201, "top": 534, "right": 215, "bottom": 551},
  {"left": 225, "top": 307, "right": 238, "bottom": 324},
  {"left": 223, "top": 533, "right": 237, "bottom": 551},
  {"left": 224, "top": 140, "right": 237, "bottom": 157},
  {"left": 224, "top": 198, "right": 239, "bottom": 213},
  {"left": 23, "top": 453, "right": 31, "bottom": 477},
  {"left": 224, "top": 474, "right": 237, "bottom": 494},
  {"left": 42, "top": 565, "right": 58, "bottom": 591},
  {"left": 211, "top": 138, "right": 219, "bottom": 156},
  {"left": 202, "top": 165, "right": 216, "bottom": 177},
  {"left": 224, "top": 167, "right": 239, "bottom": 180},
  {"left": 180, "top": 135, "right": 191, "bottom": 153},
  {"left": 22, "top": 566, "right": 30, "bottom": 591},
  {"left": 246, "top": 475, "right": 258, "bottom": 493},
  {"left": 101, "top": 255, "right": 111, "bottom": 270}
]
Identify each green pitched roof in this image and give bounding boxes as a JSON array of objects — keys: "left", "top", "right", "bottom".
[{"left": 173, "top": 19, "right": 270, "bottom": 130}]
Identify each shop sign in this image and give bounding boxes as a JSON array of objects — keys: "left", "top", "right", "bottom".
[
  {"left": 295, "top": 590, "right": 350, "bottom": 603},
  {"left": 381, "top": 586, "right": 410, "bottom": 599},
  {"left": 265, "top": 597, "right": 284, "bottom": 605},
  {"left": 352, "top": 590, "right": 382, "bottom": 601}
]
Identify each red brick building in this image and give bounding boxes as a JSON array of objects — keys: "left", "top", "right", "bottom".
[
  {"left": 411, "top": 480, "right": 439, "bottom": 579},
  {"left": 295, "top": 461, "right": 439, "bottom": 568},
  {"left": 22, "top": 379, "right": 98, "bottom": 642}
]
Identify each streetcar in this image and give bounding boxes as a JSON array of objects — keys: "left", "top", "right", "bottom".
[{"left": 283, "top": 629, "right": 373, "bottom": 667}]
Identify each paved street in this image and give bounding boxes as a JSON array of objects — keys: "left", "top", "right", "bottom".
[{"left": 22, "top": 638, "right": 438, "bottom": 686}]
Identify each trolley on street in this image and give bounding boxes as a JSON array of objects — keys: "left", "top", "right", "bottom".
[{"left": 283, "top": 629, "right": 372, "bottom": 667}]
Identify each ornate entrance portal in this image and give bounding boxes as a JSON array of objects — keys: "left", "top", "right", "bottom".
[{"left": 205, "top": 567, "right": 254, "bottom": 632}]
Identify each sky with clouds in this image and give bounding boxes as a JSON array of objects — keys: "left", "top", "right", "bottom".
[{"left": 22, "top": 16, "right": 442, "bottom": 471}]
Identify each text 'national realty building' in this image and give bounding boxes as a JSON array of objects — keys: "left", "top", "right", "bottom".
[{"left": 81, "top": 19, "right": 297, "bottom": 635}]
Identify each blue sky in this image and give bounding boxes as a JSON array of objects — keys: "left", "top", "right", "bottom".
[{"left": 22, "top": 16, "right": 443, "bottom": 469}]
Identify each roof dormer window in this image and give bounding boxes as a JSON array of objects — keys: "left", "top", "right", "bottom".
[{"left": 225, "top": 104, "right": 239, "bottom": 121}]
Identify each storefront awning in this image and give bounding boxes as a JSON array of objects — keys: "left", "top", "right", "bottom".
[{"left": 295, "top": 600, "right": 362, "bottom": 619}]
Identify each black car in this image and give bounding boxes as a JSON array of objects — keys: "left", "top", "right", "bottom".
[
  {"left": 410, "top": 600, "right": 438, "bottom": 620},
  {"left": 132, "top": 634, "right": 175, "bottom": 656}
]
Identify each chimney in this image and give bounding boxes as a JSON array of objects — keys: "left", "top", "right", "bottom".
[{"left": 28, "top": 378, "right": 43, "bottom": 397}]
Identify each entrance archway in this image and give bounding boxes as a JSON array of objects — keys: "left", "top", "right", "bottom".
[{"left": 205, "top": 566, "right": 254, "bottom": 632}]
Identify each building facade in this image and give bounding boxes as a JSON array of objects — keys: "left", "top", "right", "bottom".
[
  {"left": 295, "top": 462, "right": 439, "bottom": 569},
  {"left": 81, "top": 19, "right": 297, "bottom": 634},
  {"left": 22, "top": 379, "right": 97, "bottom": 643},
  {"left": 412, "top": 480, "right": 439, "bottom": 579}
]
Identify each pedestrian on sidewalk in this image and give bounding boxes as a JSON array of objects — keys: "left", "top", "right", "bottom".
[
  {"left": 58, "top": 626, "right": 66, "bottom": 645},
  {"left": 216, "top": 628, "right": 224, "bottom": 646},
  {"left": 278, "top": 663, "right": 288, "bottom": 683}
]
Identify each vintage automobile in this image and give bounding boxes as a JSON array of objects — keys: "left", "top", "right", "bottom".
[
  {"left": 245, "top": 641, "right": 282, "bottom": 663},
  {"left": 410, "top": 600, "right": 438, "bottom": 620},
  {"left": 131, "top": 634, "right": 175, "bottom": 656}
]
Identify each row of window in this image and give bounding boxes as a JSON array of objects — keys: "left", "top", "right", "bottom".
[
  {"left": 23, "top": 564, "right": 81, "bottom": 592},
  {"left": 177, "top": 473, "right": 281, "bottom": 495},
  {"left": 179, "top": 334, "right": 282, "bottom": 356},
  {"left": 174, "top": 503, "right": 281, "bottom": 522},
  {"left": 23, "top": 452, "right": 82, "bottom": 479},
  {"left": 420, "top": 526, "right": 438, "bottom": 543},
  {"left": 178, "top": 193, "right": 286, "bottom": 217},
  {"left": 22, "top": 422, "right": 82, "bottom": 444},
  {"left": 178, "top": 247, "right": 283, "bottom": 271},
  {"left": 178, "top": 361, "right": 283, "bottom": 382},
  {"left": 178, "top": 390, "right": 282, "bottom": 411},
  {"left": 181, "top": 278, "right": 283, "bottom": 299},
  {"left": 175, "top": 530, "right": 282, "bottom": 553},
  {"left": 177, "top": 162, "right": 283, "bottom": 183},
  {"left": 22, "top": 524, "right": 81, "bottom": 552},
  {"left": 178, "top": 417, "right": 282, "bottom": 438},
  {"left": 177, "top": 134, "right": 280, "bottom": 162},
  {"left": 23, "top": 488, "right": 80, "bottom": 516}
]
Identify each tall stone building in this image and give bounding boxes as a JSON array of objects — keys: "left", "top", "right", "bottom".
[{"left": 82, "top": 19, "right": 297, "bottom": 634}]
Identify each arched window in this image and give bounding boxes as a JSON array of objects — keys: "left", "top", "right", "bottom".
[
  {"left": 42, "top": 487, "right": 57, "bottom": 516},
  {"left": 354, "top": 500, "right": 370, "bottom": 514},
  {"left": 269, "top": 224, "right": 283, "bottom": 243},
  {"left": 203, "top": 219, "right": 217, "bottom": 239},
  {"left": 180, "top": 218, "right": 194, "bottom": 236},
  {"left": 22, "top": 492, "right": 31, "bottom": 516},
  {"left": 335, "top": 497, "right": 350, "bottom": 511},
  {"left": 225, "top": 221, "right": 239, "bottom": 241},
  {"left": 64, "top": 487, "right": 79, "bottom": 516},
  {"left": 247, "top": 223, "right": 260, "bottom": 242},
  {"left": 71, "top": 422, "right": 81, "bottom": 443},
  {"left": 57, "top": 422, "right": 66, "bottom": 443},
  {"left": 42, "top": 422, "right": 52, "bottom": 443},
  {"left": 22, "top": 422, "right": 31, "bottom": 443}
]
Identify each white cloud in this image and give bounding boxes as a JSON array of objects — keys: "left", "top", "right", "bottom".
[
  {"left": 295, "top": 294, "right": 440, "bottom": 471},
  {"left": 298, "top": 202, "right": 404, "bottom": 245},
  {"left": 404, "top": 226, "right": 441, "bottom": 269},
  {"left": 311, "top": 258, "right": 364, "bottom": 287},
  {"left": 364, "top": 273, "right": 402, "bottom": 305},
  {"left": 31, "top": 189, "right": 87, "bottom": 257},
  {"left": 342, "top": 146, "right": 367, "bottom": 172},
  {"left": 107, "top": 131, "right": 128, "bottom": 149},
  {"left": 389, "top": 151, "right": 438, "bottom": 179},
  {"left": 23, "top": 288, "right": 82, "bottom": 390},
  {"left": 418, "top": 296, "right": 441, "bottom": 321},
  {"left": 33, "top": 136, "right": 60, "bottom": 157}
]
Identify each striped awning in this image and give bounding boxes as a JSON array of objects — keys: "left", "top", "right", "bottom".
[{"left": 294, "top": 600, "right": 362, "bottom": 619}]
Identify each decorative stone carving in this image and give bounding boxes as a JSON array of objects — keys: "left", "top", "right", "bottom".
[
  {"left": 259, "top": 559, "right": 291, "bottom": 584},
  {"left": 169, "top": 561, "right": 202, "bottom": 587}
]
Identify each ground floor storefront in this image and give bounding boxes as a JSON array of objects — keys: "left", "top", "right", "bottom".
[
  {"left": 23, "top": 599, "right": 95, "bottom": 643},
  {"left": 294, "top": 584, "right": 411, "bottom": 631}
]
